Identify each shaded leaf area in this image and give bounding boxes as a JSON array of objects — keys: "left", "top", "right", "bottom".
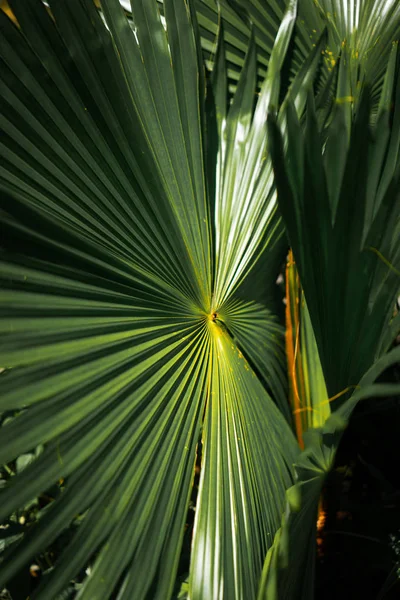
[
  {"left": 258, "top": 346, "right": 400, "bottom": 600},
  {"left": 0, "top": 0, "right": 299, "bottom": 598},
  {"left": 1, "top": 0, "right": 311, "bottom": 96},
  {"left": 268, "top": 51, "right": 400, "bottom": 399},
  {"left": 315, "top": 358, "right": 400, "bottom": 600}
]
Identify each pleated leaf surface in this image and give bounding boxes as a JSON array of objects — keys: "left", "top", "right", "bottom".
[{"left": 0, "top": 1, "right": 300, "bottom": 598}]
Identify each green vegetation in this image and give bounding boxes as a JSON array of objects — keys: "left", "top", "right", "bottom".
[{"left": 0, "top": 0, "right": 399, "bottom": 598}]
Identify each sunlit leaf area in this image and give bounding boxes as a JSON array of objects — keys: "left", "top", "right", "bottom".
[{"left": 0, "top": 1, "right": 399, "bottom": 599}]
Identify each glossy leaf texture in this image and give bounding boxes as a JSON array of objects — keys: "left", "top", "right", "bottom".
[{"left": 0, "top": 1, "right": 300, "bottom": 599}]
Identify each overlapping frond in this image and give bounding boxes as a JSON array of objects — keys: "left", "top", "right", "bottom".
[
  {"left": 268, "top": 51, "right": 400, "bottom": 397},
  {"left": 211, "top": 3, "right": 296, "bottom": 308},
  {"left": 301, "top": 0, "right": 400, "bottom": 110},
  {"left": 159, "top": 0, "right": 288, "bottom": 94},
  {"left": 206, "top": 0, "right": 324, "bottom": 422},
  {"left": 261, "top": 22, "right": 400, "bottom": 600}
]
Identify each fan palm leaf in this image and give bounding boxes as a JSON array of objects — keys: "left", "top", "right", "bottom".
[{"left": 0, "top": 0, "right": 305, "bottom": 598}]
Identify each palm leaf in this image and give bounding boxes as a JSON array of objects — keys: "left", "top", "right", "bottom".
[
  {"left": 190, "top": 322, "right": 297, "bottom": 599},
  {"left": 268, "top": 51, "right": 400, "bottom": 398},
  {"left": 285, "top": 251, "right": 330, "bottom": 447},
  {"left": 120, "top": 0, "right": 319, "bottom": 99},
  {"left": 159, "top": 0, "right": 286, "bottom": 94},
  {"left": 0, "top": 1, "right": 301, "bottom": 598},
  {"left": 262, "top": 20, "right": 400, "bottom": 599},
  {"left": 297, "top": 0, "right": 400, "bottom": 114}
]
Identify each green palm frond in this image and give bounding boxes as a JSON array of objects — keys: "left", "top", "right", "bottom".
[
  {"left": 3, "top": 1, "right": 398, "bottom": 598},
  {"left": 268, "top": 49, "right": 400, "bottom": 398},
  {"left": 159, "top": 0, "right": 287, "bottom": 94},
  {"left": 107, "top": 0, "right": 286, "bottom": 95},
  {"left": 285, "top": 251, "right": 330, "bottom": 447},
  {"left": 190, "top": 322, "right": 297, "bottom": 599},
  {"left": 300, "top": 0, "right": 400, "bottom": 99},
  {"left": 261, "top": 17, "right": 400, "bottom": 598},
  {"left": 0, "top": 0, "right": 302, "bottom": 598}
]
